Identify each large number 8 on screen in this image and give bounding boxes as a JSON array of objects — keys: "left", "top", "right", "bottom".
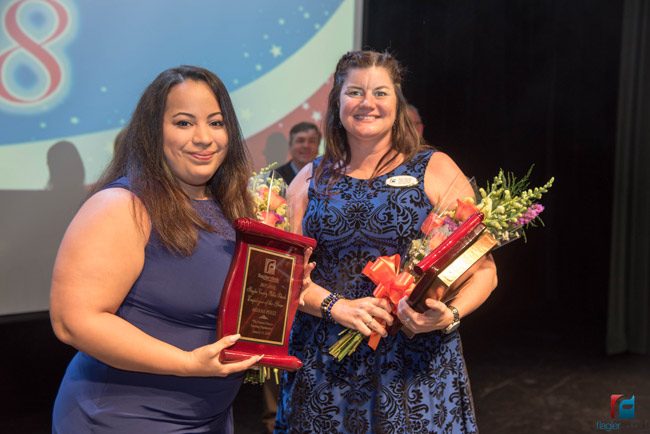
[{"left": 0, "top": 0, "right": 69, "bottom": 105}]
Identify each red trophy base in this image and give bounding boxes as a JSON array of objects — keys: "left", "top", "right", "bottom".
[{"left": 217, "top": 218, "right": 317, "bottom": 371}]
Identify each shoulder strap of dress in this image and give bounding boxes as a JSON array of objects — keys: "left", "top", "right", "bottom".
[
  {"left": 311, "top": 156, "right": 323, "bottom": 173},
  {"left": 102, "top": 176, "right": 131, "bottom": 192},
  {"left": 397, "top": 148, "right": 436, "bottom": 180}
]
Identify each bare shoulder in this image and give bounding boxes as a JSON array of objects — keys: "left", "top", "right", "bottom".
[
  {"left": 286, "top": 162, "right": 313, "bottom": 234},
  {"left": 74, "top": 187, "right": 150, "bottom": 235},
  {"left": 424, "top": 151, "right": 473, "bottom": 206},
  {"left": 426, "top": 151, "right": 464, "bottom": 178},
  {"left": 51, "top": 187, "right": 152, "bottom": 320},
  {"left": 287, "top": 162, "right": 313, "bottom": 203},
  {"left": 60, "top": 187, "right": 151, "bottom": 258}
]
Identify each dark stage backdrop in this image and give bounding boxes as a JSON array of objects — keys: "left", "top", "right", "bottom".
[{"left": 363, "top": 0, "right": 623, "bottom": 338}]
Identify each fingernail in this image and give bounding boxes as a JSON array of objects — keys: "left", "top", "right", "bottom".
[
  {"left": 229, "top": 334, "right": 240, "bottom": 343},
  {"left": 257, "top": 354, "right": 265, "bottom": 361}
]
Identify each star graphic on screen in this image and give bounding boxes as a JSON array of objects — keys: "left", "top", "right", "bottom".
[
  {"left": 270, "top": 45, "right": 283, "bottom": 58},
  {"left": 255, "top": 64, "right": 262, "bottom": 71},
  {"left": 278, "top": 17, "right": 285, "bottom": 25},
  {"left": 311, "top": 111, "right": 322, "bottom": 122}
]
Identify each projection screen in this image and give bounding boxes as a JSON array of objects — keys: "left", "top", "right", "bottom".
[{"left": 0, "top": 0, "right": 362, "bottom": 315}]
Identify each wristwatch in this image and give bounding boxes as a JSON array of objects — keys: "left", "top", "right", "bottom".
[{"left": 442, "top": 305, "right": 460, "bottom": 334}]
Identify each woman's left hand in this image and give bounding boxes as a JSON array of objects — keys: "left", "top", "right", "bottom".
[{"left": 396, "top": 297, "right": 454, "bottom": 334}]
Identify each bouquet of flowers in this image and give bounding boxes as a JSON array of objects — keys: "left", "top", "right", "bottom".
[
  {"left": 329, "top": 165, "right": 554, "bottom": 361},
  {"left": 249, "top": 164, "right": 290, "bottom": 231}
]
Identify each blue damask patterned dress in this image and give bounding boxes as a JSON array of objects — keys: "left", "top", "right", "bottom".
[{"left": 275, "top": 150, "right": 478, "bottom": 434}]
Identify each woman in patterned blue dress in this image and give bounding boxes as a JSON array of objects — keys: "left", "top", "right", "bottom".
[
  {"left": 275, "top": 51, "right": 498, "bottom": 433},
  {"left": 50, "top": 66, "right": 263, "bottom": 433}
]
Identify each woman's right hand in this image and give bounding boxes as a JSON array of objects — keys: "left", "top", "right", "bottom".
[
  {"left": 185, "top": 334, "right": 262, "bottom": 377},
  {"left": 330, "top": 297, "right": 394, "bottom": 337},
  {"left": 299, "top": 247, "right": 316, "bottom": 306}
]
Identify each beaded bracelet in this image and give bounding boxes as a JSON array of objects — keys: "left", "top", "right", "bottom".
[{"left": 320, "top": 293, "right": 344, "bottom": 323}]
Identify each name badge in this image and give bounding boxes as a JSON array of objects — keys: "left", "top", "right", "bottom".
[{"left": 385, "top": 175, "right": 418, "bottom": 188}]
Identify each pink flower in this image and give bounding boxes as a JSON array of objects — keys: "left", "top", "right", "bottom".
[
  {"left": 257, "top": 186, "right": 287, "bottom": 211},
  {"left": 421, "top": 212, "right": 444, "bottom": 235},
  {"left": 442, "top": 216, "right": 460, "bottom": 232},
  {"left": 516, "top": 204, "right": 545, "bottom": 226}
]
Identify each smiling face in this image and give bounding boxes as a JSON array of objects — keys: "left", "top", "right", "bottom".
[
  {"left": 162, "top": 79, "right": 228, "bottom": 199},
  {"left": 339, "top": 66, "right": 397, "bottom": 145},
  {"left": 289, "top": 128, "right": 320, "bottom": 168}
]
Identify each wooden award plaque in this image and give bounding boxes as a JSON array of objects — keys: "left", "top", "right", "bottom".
[{"left": 217, "top": 218, "right": 317, "bottom": 371}]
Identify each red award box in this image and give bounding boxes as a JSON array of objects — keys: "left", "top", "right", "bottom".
[
  {"left": 409, "top": 212, "right": 495, "bottom": 307},
  {"left": 217, "top": 218, "right": 317, "bottom": 371},
  {"left": 391, "top": 212, "right": 498, "bottom": 337}
]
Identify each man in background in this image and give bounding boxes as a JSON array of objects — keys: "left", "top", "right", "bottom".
[
  {"left": 275, "top": 121, "right": 321, "bottom": 185},
  {"left": 406, "top": 103, "right": 424, "bottom": 137}
]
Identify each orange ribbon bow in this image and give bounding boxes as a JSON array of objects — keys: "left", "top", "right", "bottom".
[{"left": 362, "top": 254, "right": 415, "bottom": 350}]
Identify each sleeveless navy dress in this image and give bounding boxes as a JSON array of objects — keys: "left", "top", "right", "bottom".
[
  {"left": 52, "top": 177, "right": 243, "bottom": 433},
  {"left": 275, "top": 150, "right": 478, "bottom": 433}
]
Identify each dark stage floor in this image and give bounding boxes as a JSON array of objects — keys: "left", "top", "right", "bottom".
[{"left": 1, "top": 311, "right": 648, "bottom": 433}]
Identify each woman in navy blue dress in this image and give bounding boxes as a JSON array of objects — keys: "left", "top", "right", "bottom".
[
  {"left": 275, "top": 51, "right": 498, "bottom": 433},
  {"left": 50, "top": 66, "right": 262, "bottom": 433}
]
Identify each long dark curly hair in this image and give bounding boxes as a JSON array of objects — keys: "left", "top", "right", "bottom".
[
  {"left": 314, "top": 50, "right": 424, "bottom": 189},
  {"left": 92, "top": 65, "right": 254, "bottom": 255}
]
